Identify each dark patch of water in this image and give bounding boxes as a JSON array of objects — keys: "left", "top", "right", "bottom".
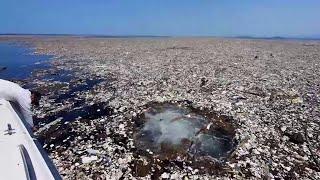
[
  {"left": 37, "top": 123, "right": 77, "bottom": 151},
  {"left": 42, "top": 69, "right": 73, "bottom": 83},
  {"left": 70, "top": 79, "right": 103, "bottom": 94},
  {"left": 35, "top": 102, "right": 112, "bottom": 125},
  {"left": 53, "top": 78, "right": 103, "bottom": 103},
  {"left": 35, "top": 100, "right": 112, "bottom": 151}
]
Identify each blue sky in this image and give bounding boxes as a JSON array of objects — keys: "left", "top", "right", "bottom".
[{"left": 0, "top": 0, "right": 319, "bottom": 37}]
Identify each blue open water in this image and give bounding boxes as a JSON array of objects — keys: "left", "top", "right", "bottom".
[{"left": 0, "top": 42, "right": 52, "bottom": 80}]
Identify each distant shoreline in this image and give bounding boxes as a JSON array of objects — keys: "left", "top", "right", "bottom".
[
  {"left": 231, "top": 36, "right": 320, "bottom": 41},
  {"left": 1, "top": 34, "right": 320, "bottom": 41},
  {"left": 0, "top": 34, "right": 171, "bottom": 38}
]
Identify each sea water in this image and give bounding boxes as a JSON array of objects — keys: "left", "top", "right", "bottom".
[
  {"left": 136, "top": 104, "right": 234, "bottom": 159},
  {"left": 0, "top": 42, "right": 51, "bottom": 80}
]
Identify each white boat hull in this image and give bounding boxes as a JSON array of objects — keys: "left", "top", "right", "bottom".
[{"left": 0, "top": 99, "right": 61, "bottom": 180}]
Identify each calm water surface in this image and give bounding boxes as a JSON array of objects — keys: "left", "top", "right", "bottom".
[{"left": 0, "top": 42, "right": 51, "bottom": 80}]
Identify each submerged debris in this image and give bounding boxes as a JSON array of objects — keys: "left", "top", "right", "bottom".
[{"left": 0, "top": 66, "right": 7, "bottom": 71}]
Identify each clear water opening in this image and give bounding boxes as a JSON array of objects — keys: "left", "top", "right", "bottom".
[{"left": 134, "top": 103, "right": 235, "bottom": 160}]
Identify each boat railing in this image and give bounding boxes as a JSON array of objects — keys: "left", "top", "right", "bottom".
[{"left": 18, "top": 144, "right": 37, "bottom": 180}]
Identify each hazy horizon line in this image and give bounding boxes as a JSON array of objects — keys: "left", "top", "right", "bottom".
[{"left": 1, "top": 33, "right": 320, "bottom": 40}]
